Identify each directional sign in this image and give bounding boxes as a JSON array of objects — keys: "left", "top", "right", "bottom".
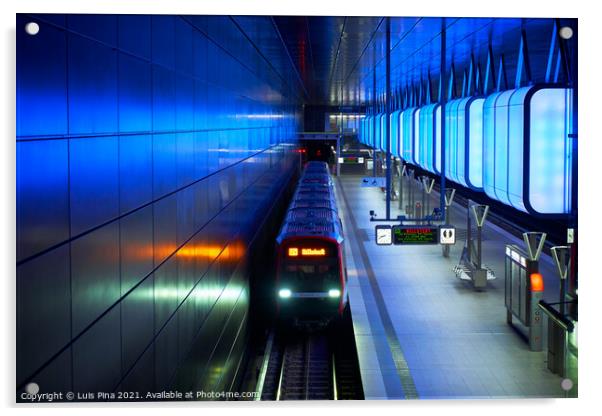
[
  {"left": 375, "top": 225, "right": 392, "bottom": 245},
  {"left": 439, "top": 226, "right": 456, "bottom": 245},
  {"left": 361, "top": 177, "right": 386, "bottom": 188},
  {"left": 392, "top": 225, "right": 438, "bottom": 245}
]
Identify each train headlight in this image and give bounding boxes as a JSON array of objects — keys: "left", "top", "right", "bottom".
[
  {"left": 278, "top": 289, "right": 292, "bottom": 299},
  {"left": 328, "top": 289, "right": 341, "bottom": 298}
]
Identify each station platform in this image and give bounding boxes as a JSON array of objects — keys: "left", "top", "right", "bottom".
[{"left": 335, "top": 175, "right": 574, "bottom": 399}]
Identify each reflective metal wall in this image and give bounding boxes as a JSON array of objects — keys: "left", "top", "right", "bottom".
[{"left": 17, "top": 14, "right": 300, "bottom": 395}]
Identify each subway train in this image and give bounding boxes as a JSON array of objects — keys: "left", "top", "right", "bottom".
[
  {"left": 359, "top": 85, "right": 574, "bottom": 217},
  {"left": 275, "top": 161, "right": 348, "bottom": 326}
]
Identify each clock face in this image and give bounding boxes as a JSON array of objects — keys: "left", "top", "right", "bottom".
[{"left": 376, "top": 227, "right": 392, "bottom": 245}]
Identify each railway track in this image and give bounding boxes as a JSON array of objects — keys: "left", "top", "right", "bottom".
[{"left": 256, "top": 326, "right": 363, "bottom": 401}]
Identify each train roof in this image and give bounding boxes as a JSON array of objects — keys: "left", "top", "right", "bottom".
[
  {"left": 276, "top": 162, "right": 343, "bottom": 244},
  {"left": 293, "top": 189, "right": 334, "bottom": 202},
  {"left": 301, "top": 172, "right": 331, "bottom": 179},
  {"left": 276, "top": 215, "right": 343, "bottom": 244},
  {"left": 289, "top": 198, "right": 338, "bottom": 211},
  {"left": 285, "top": 207, "right": 338, "bottom": 221},
  {"left": 300, "top": 177, "right": 333, "bottom": 186},
  {"left": 295, "top": 182, "right": 332, "bottom": 191},
  {"left": 304, "top": 161, "right": 330, "bottom": 170}
]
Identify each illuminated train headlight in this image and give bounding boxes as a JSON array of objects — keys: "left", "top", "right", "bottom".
[
  {"left": 328, "top": 289, "right": 341, "bottom": 298},
  {"left": 278, "top": 289, "right": 292, "bottom": 299}
]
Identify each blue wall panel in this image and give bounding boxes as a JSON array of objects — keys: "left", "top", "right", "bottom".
[
  {"left": 118, "top": 15, "right": 151, "bottom": 59},
  {"left": 68, "top": 35, "right": 118, "bottom": 135},
  {"left": 153, "top": 134, "right": 177, "bottom": 198},
  {"left": 70, "top": 222, "right": 120, "bottom": 334},
  {"left": 119, "top": 205, "right": 154, "bottom": 295},
  {"left": 72, "top": 307, "right": 122, "bottom": 393},
  {"left": 69, "top": 136, "right": 119, "bottom": 235},
  {"left": 151, "top": 15, "right": 175, "bottom": 69},
  {"left": 17, "top": 246, "right": 71, "bottom": 385},
  {"left": 119, "top": 54, "right": 152, "bottom": 133},
  {"left": 119, "top": 135, "right": 153, "bottom": 214},
  {"left": 16, "top": 139, "right": 70, "bottom": 260},
  {"left": 68, "top": 14, "right": 118, "bottom": 47},
  {"left": 152, "top": 66, "right": 176, "bottom": 131},
  {"left": 16, "top": 17, "right": 67, "bottom": 138}
]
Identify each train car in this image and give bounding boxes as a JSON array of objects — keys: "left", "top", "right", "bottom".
[
  {"left": 275, "top": 162, "right": 347, "bottom": 326},
  {"left": 299, "top": 172, "right": 333, "bottom": 186}
]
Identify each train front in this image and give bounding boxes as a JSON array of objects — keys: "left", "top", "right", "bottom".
[{"left": 276, "top": 237, "right": 346, "bottom": 326}]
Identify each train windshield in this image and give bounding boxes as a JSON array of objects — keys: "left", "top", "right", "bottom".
[{"left": 280, "top": 241, "right": 340, "bottom": 292}]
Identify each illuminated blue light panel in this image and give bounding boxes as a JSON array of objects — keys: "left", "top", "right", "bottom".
[
  {"left": 363, "top": 115, "right": 376, "bottom": 148},
  {"left": 401, "top": 108, "right": 416, "bottom": 163},
  {"left": 467, "top": 99, "right": 484, "bottom": 189},
  {"left": 507, "top": 88, "right": 528, "bottom": 211},
  {"left": 396, "top": 109, "right": 404, "bottom": 158},
  {"left": 360, "top": 117, "right": 364, "bottom": 143},
  {"left": 482, "top": 86, "right": 572, "bottom": 214},
  {"left": 366, "top": 116, "right": 374, "bottom": 146},
  {"left": 529, "top": 88, "right": 573, "bottom": 214},
  {"left": 415, "top": 104, "right": 440, "bottom": 174},
  {"left": 379, "top": 113, "right": 386, "bottom": 151},
  {"left": 444, "top": 97, "right": 484, "bottom": 190},
  {"left": 391, "top": 110, "right": 401, "bottom": 157},
  {"left": 435, "top": 105, "right": 441, "bottom": 174},
  {"left": 483, "top": 92, "right": 501, "bottom": 202},
  {"left": 413, "top": 109, "right": 421, "bottom": 165},
  {"left": 374, "top": 114, "right": 381, "bottom": 149},
  {"left": 494, "top": 90, "right": 513, "bottom": 206},
  {"left": 445, "top": 99, "right": 462, "bottom": 184},
  {"left": 366, "top": 116, "right": 371, "bottom": 147}
]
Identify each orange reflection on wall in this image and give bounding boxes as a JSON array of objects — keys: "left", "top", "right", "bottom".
[
  {"left": 123, "top": 240, "right": 246, "bottom": 265},
  {"left": 176, "top": 240, "right": 245, "bottom": 263}
]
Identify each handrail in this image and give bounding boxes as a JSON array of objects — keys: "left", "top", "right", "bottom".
[{"left": 538, "top": 300, "right": 576, "bottom": 332}]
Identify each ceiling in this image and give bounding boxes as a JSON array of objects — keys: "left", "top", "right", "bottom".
[{"left": 271, "top": 16, "right": 571, "bottom": 106}]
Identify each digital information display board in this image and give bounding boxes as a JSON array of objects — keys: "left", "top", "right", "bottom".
[{"left": 392, "top": 225, "right": 438, "bottom": 245}]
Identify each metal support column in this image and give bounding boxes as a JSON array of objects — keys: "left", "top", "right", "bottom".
[
  {"left": 372, "top": 49, "right": 377, "bottom": 178},
  {"left": 399, "top": 164, "right": 406, "bottom": 210},
  {"left": 336, "top": 135, "right": 341, "bottom": 176},
  {"left": 439, "top": 18, "right": 447, "bottom": 216},
  {"left": 385, "top": 17, "right": 392, "bottom": 220},
  {"left": 466, "top": 199, "right": 472, "bottom": 262},
  {"left": 442, "top": 188, "right": 456, "bottom": 258}
]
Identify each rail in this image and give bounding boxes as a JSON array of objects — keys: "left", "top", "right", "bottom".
[{"left": 256, "top": 327, "right": 362, "bottom": 401}]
